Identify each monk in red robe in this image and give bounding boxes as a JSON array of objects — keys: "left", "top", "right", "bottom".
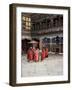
[
  {"left": 31, "top": 47, "right": 35, "bottom": 60},
  {"left": 27, "top": 47, "right": 33, "bottom": 62},
  {"left": 34, "top": 48, "right": 39, "bottom": 62},
  {"left": 45, "top": 48, "right": 48, "bottom": 58},
  {"left": 41, "top": 48, "right": 45, "bottom": 61}
]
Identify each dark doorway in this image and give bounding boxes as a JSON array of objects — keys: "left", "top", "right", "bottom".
[
  {"left": 56, "top": 48, "right": 59, "bottom": 53},
  {"left": 22, "top": 39, "right": 31, "bottom": 54}
]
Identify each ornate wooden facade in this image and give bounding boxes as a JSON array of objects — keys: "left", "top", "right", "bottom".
[{"left": 21, "top": 13, "right": 63, "bottom": 54}]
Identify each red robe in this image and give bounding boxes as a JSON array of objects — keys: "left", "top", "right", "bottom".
[
  {"left": 41, "top": 49, "right": 45, "bottom": 60},
  {"left": 45, "top": 48, "right": 48, "bottom": 57},
  {"left": 31, "top": 48, "right": 35, "bottom": 60},
  {"left": 27, "top": 49, "right": 33, "bottom": 61},
  {"left": 34, "top": 49, "right": 39, "bottom": 62}
]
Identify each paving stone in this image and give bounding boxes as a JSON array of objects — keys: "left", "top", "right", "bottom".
[{"left": 21, "top": 54, "right": 63, "bottom": 77}]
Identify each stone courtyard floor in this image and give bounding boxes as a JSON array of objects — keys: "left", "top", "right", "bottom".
[{"left": 21, "top": 54, "right": 63, "bottom": 77}]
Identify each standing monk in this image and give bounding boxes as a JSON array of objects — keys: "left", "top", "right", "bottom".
[
  {"left": 27, "top": 47, "right": 33, "bottom": 62},
  {"left": 34, "top": 47, "right": 39, "bottom": 62},
  {"left": 41, "top": 48, "right": 45, "bottom": 61},
  {"left": 31, "top": 47, "right": 35, "bottom": 60},
  {"left": 45, "top": 48, "right": 48, "bottom": 58}
]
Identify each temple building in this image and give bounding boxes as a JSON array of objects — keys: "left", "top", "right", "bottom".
[{"left": 21, "top": 13, "right": 63, "bottom": 54}]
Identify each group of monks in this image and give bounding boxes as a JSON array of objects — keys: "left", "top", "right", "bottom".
[{"left": 27, "top": 47, "right": 48, "bottom": 62}]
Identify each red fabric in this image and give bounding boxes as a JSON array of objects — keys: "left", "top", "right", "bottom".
[
  {"left": 27, "top": 49, "right": 33, "bottom": 61},
  {"left": 41, "top": 49, "right": 45, "bottom": 60},
  {"left": 31, "top": 48, "right": 35, "bottom": 60},
  {"left": 45, "top": 48, "right": 48, "bottom": 57},
  {"left": 34, "top": 49, "right": 39, "bottom": 62}
]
